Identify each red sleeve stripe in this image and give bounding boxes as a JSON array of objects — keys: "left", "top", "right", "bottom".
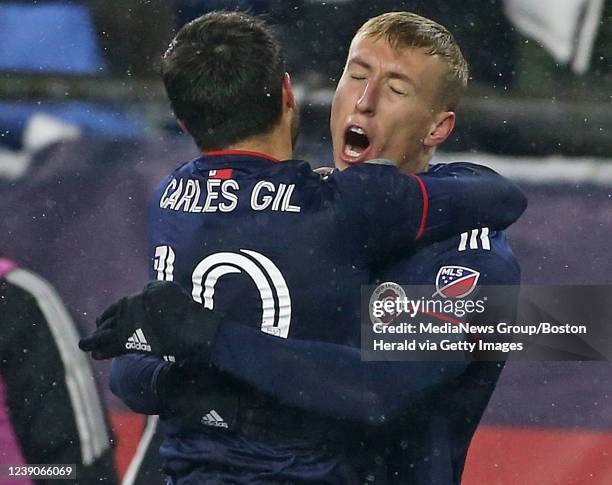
[{"left": 410, "top": 174, "right": 429, "bottom": 240}]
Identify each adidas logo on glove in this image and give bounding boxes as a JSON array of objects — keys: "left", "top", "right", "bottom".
[
  {"left": 201, "top": 410, "right": 228, "bottom": 428},
  {"left": 125, "top": 328, "right": 152, "bottom": 352}
]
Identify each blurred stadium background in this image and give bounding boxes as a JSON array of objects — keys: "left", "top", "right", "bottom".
[{"left": 1, "top": 1, "right": 611, "bottom": 483}]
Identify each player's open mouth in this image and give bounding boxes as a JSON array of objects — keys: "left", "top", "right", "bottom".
[{"left": 343, "top": 125, "right": 371, "bottom": 162}]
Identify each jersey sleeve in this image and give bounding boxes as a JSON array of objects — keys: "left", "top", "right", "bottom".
[
  {"left": 433, "top": 241, "right": 521, "bottom": 451},
  {"left": 440, "top": 235, "right": 521, "bottom": 348},
  {"left": 330, "top": 161, "right": 526, "bottom": 255},
  {"left": 110, "top": 354, "right": 169, "bottom": 415},
  {"left": 207, "top": 323, "right": 468, "bottom": 424}
]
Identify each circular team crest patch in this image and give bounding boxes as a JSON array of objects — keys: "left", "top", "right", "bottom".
[{"left": 369, "top": 282, "right": 406, "bottom": 325}]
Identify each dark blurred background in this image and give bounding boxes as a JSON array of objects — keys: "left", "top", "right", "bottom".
[{"left": 0, "top": 0, "right": 611, "bottom": 157}]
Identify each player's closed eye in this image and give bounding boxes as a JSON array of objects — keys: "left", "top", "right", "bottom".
[
  {"left": 350, "top": 73, "right": 367, "bottom": 80},
  {"left": 389, "top": 85, "right": 407, "bottom": 96}
]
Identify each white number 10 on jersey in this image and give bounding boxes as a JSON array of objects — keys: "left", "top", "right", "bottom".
[{"left": 154, "top": 245, "right": 291, "bottom": 338}]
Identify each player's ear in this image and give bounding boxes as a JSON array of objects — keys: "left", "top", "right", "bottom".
[
  {"left": 424, "top": 111, "right": 455, "bottom": 148},
  {"left": 281, "top": 72, "right": 296, "bottom": 111}
]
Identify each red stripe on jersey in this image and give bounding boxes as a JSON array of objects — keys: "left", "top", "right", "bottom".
[{"left": 410, "top": 174, "right": 429, "bottom": 240}]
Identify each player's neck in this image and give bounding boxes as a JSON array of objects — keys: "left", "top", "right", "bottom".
[
  {"left": 398, "top": 152, "right": 433, "bottom": 174},
  {"left": 227, "top": 130, "right": 293, "bottom": 162}
]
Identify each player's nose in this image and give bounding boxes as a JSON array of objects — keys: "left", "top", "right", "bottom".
[{"left": 355, "top": 82, "right": 378, "bottom": 115}]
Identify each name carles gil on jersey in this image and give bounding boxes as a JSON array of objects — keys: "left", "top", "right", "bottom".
[{"left": 159, "top": 177, "right": 301, "bottom": 213}]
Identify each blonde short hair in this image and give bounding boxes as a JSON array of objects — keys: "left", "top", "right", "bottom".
[{"left": 355, "top": 11, "right": 469, "bottom": 111}]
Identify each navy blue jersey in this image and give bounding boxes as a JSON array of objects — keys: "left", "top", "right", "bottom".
[
  {"left": 147, "top": 153, "right": 523, "bottom": 346},
  {"left": 363, "top": 229, "right": 520, "bottom": 485},
  {"left": 113, "top": 229, "right": 520, "bottom": 484},
  {"left": 205, "top": 230, "right": 518, "bottom": 419},
  {"left": 112, "top": 228, "right": 520, "bottom": 484},
  {"left": 201, "top": 230, "right": 519, "bottom": 485},
  {"left": 113, "top": 152, "right": 526, "bottom": 483}
]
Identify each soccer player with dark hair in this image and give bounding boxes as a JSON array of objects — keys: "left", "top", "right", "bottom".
[
  {"left": 0, "top": 258, "right": 117, "bottom": 484},
  {"left": 81, "top": 11, "right": 525, "bottom": 484}
]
